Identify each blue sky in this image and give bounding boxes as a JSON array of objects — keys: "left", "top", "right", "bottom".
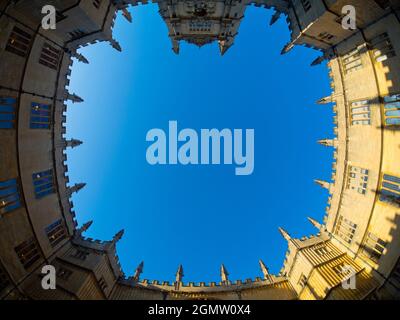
[{"left": 66, "top": 4, "right": 333, "bottom": 283}]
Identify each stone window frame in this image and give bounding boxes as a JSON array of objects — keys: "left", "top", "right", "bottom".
[
  {"left": 0, "top": 178, "right": 23, "bottom": 215},
  {"left": 30, "top": 102, "right": 52, "bottom": 129},
  {"left": 334, "top": 215, "right": 357, "bottom": 244},
  {"left": 0, "top": 97, "right": 17, "bottom": 129},
  {"left": 32, "top": 169, "right": 56, "bottom": 199}
]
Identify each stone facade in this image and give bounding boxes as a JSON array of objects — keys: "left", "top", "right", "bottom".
[{"left": 0, "top": 0, "right": 399, "bottom": 300}]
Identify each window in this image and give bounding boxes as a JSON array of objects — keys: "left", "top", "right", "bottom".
[
  {"left": 350, "top": 100, "right": 371, "bottom": 125},
  {"left": 383, "top": 94, "right": 400, "bottom": 126},
  {"left": 332, "top": 263, "right": 345, "bottom": 275},
  {"left": 30, "top": 103, "right": 51, "bottom": 129},
  {"left": 93, "top": 0, "right": 102, "bottom": 9},
  {"left": 0, "top": 97, "right": 17, "bottom": 129},
  {"left": 0, "top": 178, "right": 22, "bottom": 214},
  {"left": 32, "top": 170, "right": 55, "bottom": 199},
  {"left": 58, "top": 267, "right": 73, "bottom": 281},
  {"left": 379, "top": 174, "right": 400, "bottom": 204},
  {"left": 335, "top": 216, "right": 357, "bottom": 244},
  {"left": 15, "top": 237, "right": 41, "bottom": 269},
  {"left": 46, "top": 219, "right": 67, "bottom": 247},
  {"left": 318, "top": 32, "right": 335, "bottom": 42},
  {"left": 370, "top": 33, "right": 396, "bottom": 62},
  {"left": 300, "top": 0, "right": 312, "bottom": 12},
  {"left": 342, "top": 48, "right": 363, "bottom": 74},
  {"left": 332, "top": 263, "right": 354, "bottom": 277},
  {"left": 99, "top": 277, "right": 108, "bottom": 291},
  {"left": 315, "top": 246, "right": 329, "bottom": 256},
  {"left": 71, "top": 249, "right": 89, "bottom": 261},
  {"left": 189, "top": 21, "right": 212, "bottom": 32},
  {"left": 347, "top": 166, "right": 369, "bottom": 195},
  {"left": 5, "top": 26, "right": 32, "bottom": 57},
  {"left": 39, "top": 43, "right": 62, "bottom": 70},
  {"left": 361, "top": 232, "right": 387, "bottom": 263},
  {"left": 298, "top": 274, "right": 307, "bottom": 288}
]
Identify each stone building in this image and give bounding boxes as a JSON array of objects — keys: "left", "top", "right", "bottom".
[{"left": 0, "top": 0, "right": 399, "bottom": 300}]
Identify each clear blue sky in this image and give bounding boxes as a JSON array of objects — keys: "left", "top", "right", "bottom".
[{"left": 66, "top": 4, "right": 333, "bottom": 283}]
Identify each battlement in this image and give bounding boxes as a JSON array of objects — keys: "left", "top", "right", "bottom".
[{"left": 118, "top": 274, "right": 288, "bottom": 293}]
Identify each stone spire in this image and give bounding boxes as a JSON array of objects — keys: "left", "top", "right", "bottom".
[
  {"left": 121, "top": 8, "right": 132, "bottom": 23},
  {"left": 278, "top": 227, "right": 291, "bottom": 241},
  {"left": 66, "top": 138, "right": 83, "bottom": 149},
  {"left": 312, "top": 48, "right": 335, "bottom": 66},
  {"left": 219, "top": 39, "right": 234, "bottom": 56},
  {"left": 70, "top": 50, "right": 89, "bottom": 64},
  {"left": 174, "top": 264, "right": 184, "bottom": 290},
  {"left": 281, "top": 41, "right": 294, "bottom": 55},
  {"left": 318, "top": 139, "right": 335, "bottom": 147},
  {"left": 75, "top": 220, "right": 93, "bottom": 236},
  {"left": 67, "top": 183, "right": 86, "bottom": 196},
  {"left": 109, "top": 38, "right": 122, "bottom": 52},
  {"left": 259, "top": 259, "right": 271, "bottom": 281},
  {"left": 57, "top": 138, "right": 83, "bottom": 149},
  {"left": 133, "top": 261, "right": 144, "bottom": 282},
  {"left": 311, "top": 55, "right": 326, "bottom": 66},
  {"left": 112, "top": 229, "right": 124, "bottom": 243},
  {"left": 314, "top": 179, "right": 331, "bottom": 190},
  {"left": 269, "top": 11, "right": 281, "bottom": 26},
  {"left": 317, "top": 95, "right": 333, "bottom": 104},
  {"left": 307, "top": 217, "right": 324, "bottom": 231},
  {"left": 220, "top": 264, "right": 229, "bottom": 284},
  {"left": 172, "top": 39, "right": 180, "bottom": 54},
  {"left": 65, "top": 92, "right": 84, "bottom": 103},
  {"left": 175, "top": 264, "right": 184, "bottom": 283}
]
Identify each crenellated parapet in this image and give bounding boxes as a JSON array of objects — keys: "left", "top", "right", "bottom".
[{"left": 115, "top": 271, "right": 295, "bottom": 300}]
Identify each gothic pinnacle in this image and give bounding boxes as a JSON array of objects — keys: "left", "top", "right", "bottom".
[
  {"left": 311, "top": 55, "right": 325, "bottom": 66},
  {"left": 70, "top": 50, "right": 89, "bottom": 64},
  {"left": 109, "top": 38, "right": 122, "bottom": 52},
  {"left": 175, "top": 264, "right": 184, "bottom": 283},
  {"left": 76, "top": 220, "right": 93, "bottom": 236},
  {"left": 220, "top": 264, "right": 229, "bottom": 283},
  {"left": 65, "top": 92, "right": 84, "bottom": 103},
  {"left": 258, "top": 259, "right": 270, "bottom": 280},
  {"left": 68, "top": 183, "right": 86, "bottom": 195},
  {"left": 278, "top": 227, "right": 291, "bottom": 241},
  {"left": 318, "top": 138, "right": 337, "bottom": 147},
  {"left": 66, "top": 138, "right": 83, "bottom": 149},
  {"left": 112, "top": 229, "right": 124, "bottom": 243},
  {"left": 219, "top": 40, "right": 232, "bottom": 56},
  {"left": 133, "top": 261, "right": 144, "bottom": 282},
  {"left": 121, "top": 8, "right": 132, "bottom": 23},
  {"left": 281, "top": 41, "right": 294, "bottom": 55},
  {"left": 314, "top": 179, "right": 331, "bottom": 190},
  {"left": 269, "top": 11, "right": 281, "bottom": 26},
  {"left": 307, "top": 217, "right": 323, "bottom": 230},
  {"left": 317, "top": 95, "right": 333, "bottom": 104},
  {"left": 172, "top": 40, "right": 180, "bottom": 55}
]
